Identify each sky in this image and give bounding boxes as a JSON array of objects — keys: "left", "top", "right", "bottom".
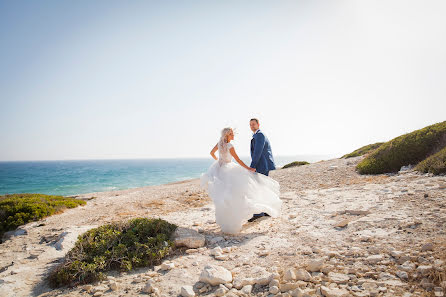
[{"left": 1, "top": 0, "right": 445, "bottom": 161}]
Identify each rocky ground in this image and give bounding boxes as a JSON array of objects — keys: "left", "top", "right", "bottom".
[{"left": 0, "top": 156, "right": 445, "bottom": 297}]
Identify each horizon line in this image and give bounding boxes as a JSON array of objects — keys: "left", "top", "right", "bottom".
[{"left": 0, "top": 153, "right": 339, "bottom": 163}]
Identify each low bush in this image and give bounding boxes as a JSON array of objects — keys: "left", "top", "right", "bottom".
[
  {"left": 48, "top": 217, "right": 177, "bottom": 287},
  {"left": 415, "top": 146, "right": 446, "bottom": 175},
  {"left": 0, "top": 193, "right": 86, "bottom": 240},
  {"left": 357, "top": 121, "right": 446, "bottom": 174},
  {"left": 341, "top": 142, "right": 384, "bottom": 158},
  {"left": 282, "top": 161, "right": 310, "bottom": 169}
]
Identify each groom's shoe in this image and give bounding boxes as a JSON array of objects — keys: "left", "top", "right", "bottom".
[
  {"left": 248, "top": 213, "right": 263, "bottom": 222},
  {"left": 248, "top": 212, "right": 269, "bottom": 222}
]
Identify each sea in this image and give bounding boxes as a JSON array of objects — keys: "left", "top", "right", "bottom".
[{"left": 0, "top": 155, "right": 334, "bottom": 196}]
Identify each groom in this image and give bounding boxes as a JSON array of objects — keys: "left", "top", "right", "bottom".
[{"left": 248, "top": 118, "right": 276, "bottom": 222}]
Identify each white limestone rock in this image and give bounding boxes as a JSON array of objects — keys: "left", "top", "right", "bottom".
[{"left": 199, "top": 265, "right": 233, "bottom": 286}]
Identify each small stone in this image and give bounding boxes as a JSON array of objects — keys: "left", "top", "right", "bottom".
[
  {"left": 269, "top": 279, "right": 280, "bottom": 287},
  {"left": 83, "top": 285, "right": 93, "bottom": 292},
  {"left": 210, "top": 246, "right": 223, "bottom": 255},
  {"left": 334, "top": 219, "right": 349, "bottom": 228},
  {"left": 180, "top": 285, "right": 195, "bottom": 297},
  {"left": 142, "top": 280, "right": 156, "bottom": 293},
  {"left": 291, "top": 287, "right": 304, "bottom": 297},
  {"left": 396, "top": 270, "right": 409, "bottom": 280},
  {"left": 173, "top": 227, "right": 205, "bottom": 248},
  {"left": 109, "top": 282, "right": 119, "bottom": 291},
  {"left": 284, "top": 268, "right": 297, "bottom": 281},
  {"left": 281, "top": 283, "right": 301, "bottom": 292},
  {"left": 417, "top": 265, "right": 433, "bottom": 275},
  {"left": 186, "top": 249, "right": 198, "bottom": 254},
  {"left": 241, "top": 285, "right": 252, "bottom": 294},
  {"left": 222, "top": 247, "right": 232, "bottom": 253},
  {"left": 215, "top": 254, "right": 229, "bottom": 261},
  {"left": 421, "top": 243, "right": 433, "bottom": 252},
  {"left": 390, "top": 250, "right": 403, "bottom": 258},
  {"left": 328, "top": 272, "right": 349, "bottom": 284},
  {"left": 295, "top": 268, "right": 312, "bottom": 281},
  {"left": 366, "top": 255, "right": 383, "bottom": 264},
  {"left": 434, "top": 287, "right": 444, "bottom": 297},
  {"left": 224, "top": 283, "right": 233, "bottom": 289},
  {"left": 92, "top": 286, "right": 108, "bottom": 293},
  {"left": 199, "top": 265, "right": 232, "bottom": 286},
  {"left": 307, "top": 259, "right": 324, "bottom": 272},
  {"left": 215, "top": 287, "right": 227, "bottom": 297},
  {"left": 269, "top": 286, "right": 280, "bottom": 294},
  {"left": 320, "top": 285, "right": 350, "bottom": 297},
  {"left": 399, "top": 261, "right": 416, "bottom": 272},
  {"left": 160, "top": 262, "right": 175, "bottom": 270}
]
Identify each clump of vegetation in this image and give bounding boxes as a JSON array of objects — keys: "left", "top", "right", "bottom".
[
  {"left": 356, "top": 121, "right": 446, "bottom": 174},
  {"left": 341, "top": 142, "right": 384, "bottom": 158},
  {"left": 0, "top": 193, "right": 86, "bottom": 240},
  {"left": 282, "top": 161, "right": 310, "bottom": 169},
  {"left": 48, "top": 218, "right": 177, "bottom": 287},
  {"left": 415, "top": 146, "right": 446, "bottom": 175}
]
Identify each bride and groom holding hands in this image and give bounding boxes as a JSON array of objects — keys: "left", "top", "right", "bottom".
[{"left": 200, "top": 118, "right": 282, "bottom": 234}]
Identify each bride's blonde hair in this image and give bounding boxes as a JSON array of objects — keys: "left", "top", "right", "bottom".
[{"left": 218, "top": 127, "right": 234, "bottom": 150}]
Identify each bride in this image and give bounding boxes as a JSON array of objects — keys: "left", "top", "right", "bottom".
[{"left": 200, "top": 127, "right": 282, "bottom": 234}]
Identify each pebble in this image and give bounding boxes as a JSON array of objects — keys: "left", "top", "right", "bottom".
[
  {"left": 366, "top": 255, "right": 383, "bottom": 264},
  {"left": 269, "top": 279, "right": 280, "bottom": 287},
  {"left": 215, "top": 254, "right": 229, "bottom": 261},
  {"left": 210, "top": 246, "right": 223, "bottom": 255},
  {"left": 269, "top": 285, "right": 280, "bottom": 294},
  {"left": 142, "top": 280, "right": 156, "bottom": 294},
  {"left": 109, "top": 282, "right": 119, "bottom": 291},
  {"left": 396, "top": 270, "right": 409, "bottom": 280},
  {"left": 180, "top": 285, "right": 195, "bottom": 297},
  {"left": 160, "top": 262, "right": 175, "bottom": 270},
  {"left": 320, "top": 285, "right": 350, "bottom": 297},
  {"left": 417, "top": 265, "right": 433, "bottom": 275},
  {"left": 241, "top": 284, "right": 252, "bottom": 294},
  {"left": 199, "top": 265, "right": 232, "bottom": 285},
  {"left": 283, "top": 268, "right": 297, "bottom": 281},
  {"left": 295, "top": 268, "right": 312, "bottom": 281},
  {"left": 173, "top": 227, "right": 206, "bottom": 248},
  {"left": 334, "top": 219, "right": 349, "bottom": 228},
  {"left": 307, "top": 259, "right": 324, "bottom": 272},
  {"left": 328, "top": 272, "right": 349, "bottom": 284},
  {"left": 421, "top": 242, "right": 434, "bottom": 251},
  {"left": 215, "top": 286, "right": 228, "bottom": 296}
]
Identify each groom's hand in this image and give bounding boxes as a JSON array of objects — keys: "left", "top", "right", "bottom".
[{"left": 249, "top": 167, "right": 256, "bottom": 172}]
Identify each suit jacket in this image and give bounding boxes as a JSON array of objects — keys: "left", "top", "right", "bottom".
[{"left": 250, "top": 129, "right": 276, "bottom": 175}]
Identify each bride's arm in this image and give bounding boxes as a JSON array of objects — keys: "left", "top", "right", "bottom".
[
  {"left": 229, "top": 147, "right": 256, "bottom": 172},
  {"left": 210, "top": 143, "right": 218, "bottom": 160}
]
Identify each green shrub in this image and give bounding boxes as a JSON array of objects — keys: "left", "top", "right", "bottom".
[
  {"left": 357, "top": 121, "right": 446, "bottom": 174},
  {"left": 48, "top": 217, "right": 177, "bottom": 287},
  {"left": 342, "top": 142, "right": 384, "bottom": 158},
  {"left": 282, "top": 161, "right": 310, "bottom": 169},
  {"left": 415, "top": 146, "right": 446, "bottom": 175},
  {"left": 0, "top": 193, "right": 86, "bottom": 240}
]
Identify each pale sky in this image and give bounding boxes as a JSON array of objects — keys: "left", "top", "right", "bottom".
[{"left": 1, "top": 0, "right": 445, "bottom": 161}]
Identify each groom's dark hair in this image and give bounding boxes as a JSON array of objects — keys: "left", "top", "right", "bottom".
[{"left": 250, "top": 118, "right": 259, "bottom": 124}]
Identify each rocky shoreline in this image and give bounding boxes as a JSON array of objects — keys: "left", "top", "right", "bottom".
[{"left": 0, "top": 156, "right": 445, "bottom": 297}]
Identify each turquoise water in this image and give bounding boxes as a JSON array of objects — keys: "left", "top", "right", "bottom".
[{"left": 0, "top": 155, "right": 333, "bottom": 196}]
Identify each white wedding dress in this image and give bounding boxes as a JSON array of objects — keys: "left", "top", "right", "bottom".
[{"left": 200, "top": 142, "right": 282, "bottom": 234}]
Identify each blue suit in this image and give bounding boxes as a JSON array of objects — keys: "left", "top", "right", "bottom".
[{"left": 250, "top": 130, "right": 276, "bottom": 176}]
